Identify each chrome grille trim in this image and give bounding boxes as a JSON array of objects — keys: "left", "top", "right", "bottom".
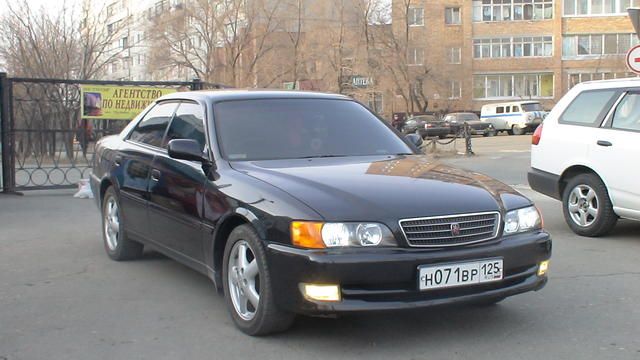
[{"left": 399, "top": 211, "right": 501, "bottom": 248}]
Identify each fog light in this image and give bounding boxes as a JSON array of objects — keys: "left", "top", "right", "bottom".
[
  {"left": 301, "top": 284, "right": 341, "bottom": 302},
  {"left": 538, "top": 260, "right": 549, "bottom": 276}
]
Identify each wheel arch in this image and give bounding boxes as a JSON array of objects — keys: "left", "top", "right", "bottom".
[
  {"left": 210, "top": 208, "right": 267, "bottom": 289},
  {"left": 99, "top": 178, "right": 116, "bottom": 208},
  {"left": 559, "top": 165, "right": 604, "bottom": 198}
]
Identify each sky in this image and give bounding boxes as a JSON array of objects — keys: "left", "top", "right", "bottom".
[{"left": 0, "top": 0, "right": 81, "bottom": 15}]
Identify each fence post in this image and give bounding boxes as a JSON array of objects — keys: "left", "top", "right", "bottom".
[
  {"left": 1, "top": 72, "right": 12, "bottom": 193},
  {"left": 463, "top": 122, "right": 475, "bottom": 156},
  {"left": 191, "top": 78, "right": 203, "bottom": 91}
]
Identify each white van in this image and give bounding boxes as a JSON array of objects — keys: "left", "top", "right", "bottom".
[{"left": 480, "top": 101, "right": 547, "bottom": 135}]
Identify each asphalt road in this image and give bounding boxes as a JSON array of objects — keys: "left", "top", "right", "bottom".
[{"left": 1, "top": 136, "right": 640, "bottom": 360}]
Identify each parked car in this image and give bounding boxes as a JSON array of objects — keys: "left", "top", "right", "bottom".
[
  {"left": 529, "top": 78, "right": 640, "bottom": 237},
  {"left": 402, "top": 115, "right": 450, "bottom": 139},
  {"left": 443, "top": 112, "right": 497, "bottom": 137},
  {"left": 481, "top": 101, "right": 546, "bottom": 135},
  {"left": 91, "top": 90, "right": 551, "bottom": 336}
]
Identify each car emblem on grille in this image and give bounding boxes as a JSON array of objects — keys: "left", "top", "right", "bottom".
[{"left": 451, "top": 223, "right": 461, "bottom": 236}]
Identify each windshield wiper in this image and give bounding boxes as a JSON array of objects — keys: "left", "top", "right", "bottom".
[{"left": 296, "top": 154, "right": 350, "bottom": 159}]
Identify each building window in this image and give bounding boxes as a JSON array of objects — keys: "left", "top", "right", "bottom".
[
  {"left": 408, "top": 7, "right": 424, "bottom": 26},
  {"left": 368, "top": 93, "right": 384, "bottom": 114},
  {"left": 563, "top": 33, "right": 639, "bottom": 57},
  {"left": 111, "top": 62, "right": 119, "bottom": 73},
  {"left": 445, "top": 7, "right": 461, "bottom": 24},
  {"left": 408, "top": 47, "right": 424, "bottom": 65},
  {"left": 567, "top": 71, "right": 637, "bottom": 89},
  {"left": 474, "top": 36, "right": 553, "bottom": 58},
  {"left": 473, "top": 0, "right": 553, "bottom": 22},
  {"left": 450, "top": 80, "right": 462, "bottom": 99},
  {"left": 473, "top": 73, "right": 554, "bottom": 99},
  {"left": 563, "top": 0, "right": 640, "bottom": 16},
  {"left": 120, "top": 36, "right": 129, "bottom": 49},
  {"left": 448, "top": 48, "right": 462, "bottom": 64}
]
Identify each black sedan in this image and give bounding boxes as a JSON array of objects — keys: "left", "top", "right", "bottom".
[
  {"left": 402, "top": 115, "right": 451, "bottom": 139},
  {"left": 444, "top": 112, "right": 497, "bottom": 137},
  {"left": 91, "top": 90, "right": 551, "bottom": 336}
]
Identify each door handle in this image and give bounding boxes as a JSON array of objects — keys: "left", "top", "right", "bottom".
[
  {"left": 150, "top": 169, "right": 161, "bottom": 182},
  {"left": 597, "top": 140, "right": 613, "bottom": 147},
  {"left": 114, "top": 155, "right": 123, "bottom": 166}
]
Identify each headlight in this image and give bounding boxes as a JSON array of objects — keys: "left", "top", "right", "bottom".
[
  {"left": 291, "top": 221, "right": 396, "bottom": 248},
  {"left": 504, "top": 206, "right": 542, "bottom": 234}
]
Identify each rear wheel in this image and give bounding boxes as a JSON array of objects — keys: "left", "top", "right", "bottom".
[
  {"left": 562, "top": 174, "right": 617, "bottom": 237},
  {"left": 223, "top": 225, "right": 295, "bottom": 336},
  {"left": 102, "top": 187, "right": 144, "bottom": 261},
  {"left": 511, "top": 126, "right": 525, "bottom": 136}
]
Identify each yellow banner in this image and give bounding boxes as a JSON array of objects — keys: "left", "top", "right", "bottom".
[{"left": 80, "top": 85, "right": 177, "bottom": 120}]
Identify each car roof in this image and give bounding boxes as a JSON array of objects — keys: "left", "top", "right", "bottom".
[
  {"left": 572, "top": 76, "right": 640, "bottom": 91},
  {"left": 156, "top": 89, "right": 351, "bottom": 103},
  {"left": 446, "top": 112, "right": 476, "bottom": 116},
  {"left": 481, "top": 101, "right": 540, "bottom": 108}
]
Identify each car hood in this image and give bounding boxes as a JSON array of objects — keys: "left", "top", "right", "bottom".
[{"left": 230, "top": 155, "right": 531, "bottom": 222}]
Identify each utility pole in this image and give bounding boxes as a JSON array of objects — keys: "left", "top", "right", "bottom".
[{"left": 628, "top": 8, "right": 640, "bottom": 39}]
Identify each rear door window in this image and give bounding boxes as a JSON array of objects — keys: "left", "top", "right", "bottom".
[
  {"left": 129, "top": 102, "right": 179, "bottom": 147},
  {"left": 611, "top": 92, "right": 640, "bottom": 132},
  {"left": 559, "top": 90, "right": 619, "bottom": 127},
  {"left": 162, "top": 102, "right": 207, "bottom": 150}
]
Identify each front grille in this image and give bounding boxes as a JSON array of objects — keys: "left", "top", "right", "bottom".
[{"left": 399, "top": 212, "right": 500, "bottom": 247}]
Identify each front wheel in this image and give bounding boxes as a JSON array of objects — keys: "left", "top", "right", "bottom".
[
  {"left": 562, "top": 174, "right": 617, "bottom": 237},
  {"left": 101, "top": 187, "right": 144, "bottom": 261},
  {"left": 223, "top": 225, "right": 295, "bottom": 336},
  {"left": 483, "top": 126, "right": 497, "bottom": 137}
]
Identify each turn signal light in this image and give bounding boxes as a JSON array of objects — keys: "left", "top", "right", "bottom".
[
  {"left": 291, "top": 221, "right": 325, "bottom": 249},
  {"left": 538, "top": 260, "right": 550, "bottom": 276},
  {"left": 532, "top": 124, "right": 543, "bottom": 145},
  {"left": 301, "top": 284, "right": 341, "bottom": 302}
]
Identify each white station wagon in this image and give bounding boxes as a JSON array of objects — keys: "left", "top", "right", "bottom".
[
  {"left": 481, "top": 101, "right": 546, "bottom": 135},
  {"left": 529, "top": 78, "right": 640, "bottom": 236}
]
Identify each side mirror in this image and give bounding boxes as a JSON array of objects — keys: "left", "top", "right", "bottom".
[
  {"left": 167, "top": 139, "right": 208, "bottom": 163},
  {"left": 405, "top": 133, "right": 423, "bottom": 148}
]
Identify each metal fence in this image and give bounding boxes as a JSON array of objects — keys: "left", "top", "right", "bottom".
[{"left": 0, "top": 74, "right": 221, "bottom": 192}]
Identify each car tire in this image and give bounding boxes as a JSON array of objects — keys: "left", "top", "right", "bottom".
[
  {"left": 102, "top": 186, "right": 144, "bottom": 261},
  {"left": 483, "top": 127, "right": 497, "bottom": 137},
  {"left": 562, "top": 174, "right": 618, "bottom": 237},
  {"left": 222, "top": 224, "right": 295, "bottom": 336},
  {"left": 511, "top": 126, "right": 525, "bottom": 136}
]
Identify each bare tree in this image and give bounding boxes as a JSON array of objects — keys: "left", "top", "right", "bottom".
[
  {"left": 379, "top": 0, "right": 431, "bottom": 114},
  {"left": 0, "top": 0, "right": 129, "bottom": 79},
  {"left": 148, "top": 0, "right": 283, "bottom": 87},
  {"left": 0, "top": 0, "right": 130, "bottom": 161}
]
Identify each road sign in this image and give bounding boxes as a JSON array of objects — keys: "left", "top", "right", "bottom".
[{"left": 626, "top": 45, "right": 640, "bottom": 74}]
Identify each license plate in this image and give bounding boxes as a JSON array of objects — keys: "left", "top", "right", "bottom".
[{"left": 418, "top": 259, "right": 503, "bottom": 291}]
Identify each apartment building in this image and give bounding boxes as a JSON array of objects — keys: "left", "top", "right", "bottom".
[{"left": 394, "top": 0, "right": 640, "bottom": 113}]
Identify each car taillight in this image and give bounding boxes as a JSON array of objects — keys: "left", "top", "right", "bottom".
[
  {"left": 426, "top": 123, "right": 433, "bottom": 128},
  {"left": 532, "top": 123, "right": 543, "bottom": 145}
]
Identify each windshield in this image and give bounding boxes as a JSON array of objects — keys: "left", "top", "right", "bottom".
[
  {"left": 214, "top": 99, "right": 413, "bottom": 161},
  {"left": 522, "top": 103, "right": 544, "bottom": 112}
]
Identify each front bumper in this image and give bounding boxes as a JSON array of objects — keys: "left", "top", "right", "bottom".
[{"left": 266, "top": 231, "right": 551, "bottom": 314}]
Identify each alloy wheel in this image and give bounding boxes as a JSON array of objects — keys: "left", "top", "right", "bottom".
[
  {"left": 567, "top": 184, "right": 599, "bottom": 227},
  {"left": 227, "top": 240, "right": 261, "bottom": 321},
  {"left": 104, "top": 197, "right": 120, "bottom": 251}
]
